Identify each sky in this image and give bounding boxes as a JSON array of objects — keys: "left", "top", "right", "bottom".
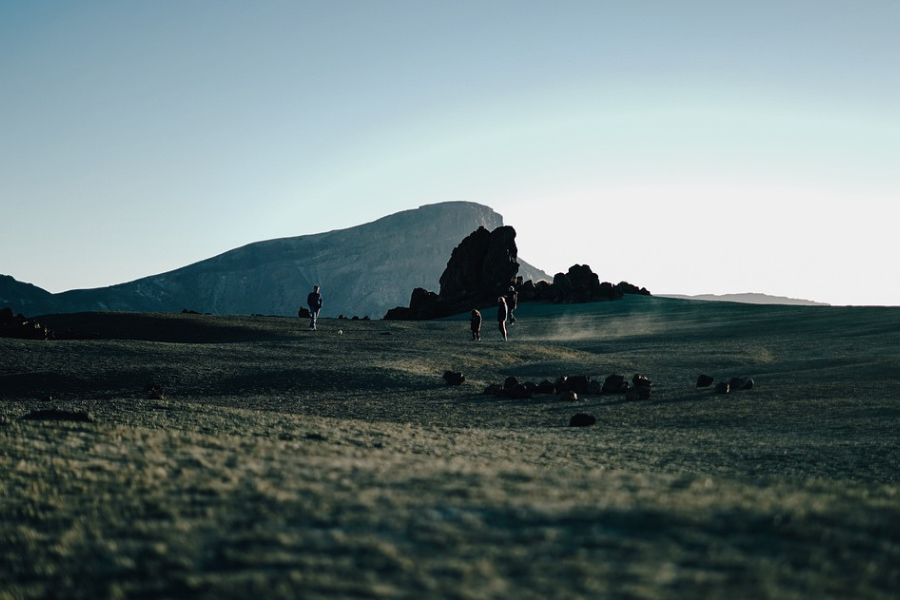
[{"left": 2, "top": 1, "right": 898, "bottom": 306}]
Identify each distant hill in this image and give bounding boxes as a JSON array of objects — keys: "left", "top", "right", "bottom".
[
  {"left": 0, "top": 275, "right": 57, "bottom": 316},
  {"left": 659, "top": 293, "right": 829, "bottom": 306},
  {"left": 2, "top": 202, "right": 551, "bottom": 319}
]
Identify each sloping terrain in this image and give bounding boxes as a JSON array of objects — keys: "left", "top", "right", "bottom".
[{"left": 1, "top": 297, "right": 899, "bottom": 599}]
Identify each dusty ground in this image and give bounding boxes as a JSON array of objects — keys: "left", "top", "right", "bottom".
[{"left": 1, "top": 296, "right": 899, "bottom": 599}]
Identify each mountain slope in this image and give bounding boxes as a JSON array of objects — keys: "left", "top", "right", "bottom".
[
  {"left": 660, "top": 293, "right": 829, "bottom": 306},
  {"left": 0, "top": 275, "right": 57, "bottom": 316},
  {"left": 10, "top": 202, "right": 550, "bottom": 319}
]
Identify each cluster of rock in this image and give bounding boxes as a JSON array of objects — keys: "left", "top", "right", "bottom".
[
  {"left": 0, "top": 307, "right": 99, "bottom": 340},
  {"left": 697, "top": 373, "right": 755, "bottom": 394},
  {"left": 519, "top": 264, "right": 650, "bottom": 304},
  {"left": 0, "top": 307, "right": 53, "bottom": 340},
  {"left": 477, "top": 373, "right": 653, "bottom": 401},
  {"left": 385, "top": 227, "right": 651, "bottom": 320}
]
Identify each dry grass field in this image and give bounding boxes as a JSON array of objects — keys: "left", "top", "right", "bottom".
[{"left": 1, "top": 296, "right": 899, "bottom": 599}]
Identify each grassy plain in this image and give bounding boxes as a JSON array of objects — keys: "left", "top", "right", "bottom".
[{"left": 1, "top": 296, "right": 899, "bottom": 599}]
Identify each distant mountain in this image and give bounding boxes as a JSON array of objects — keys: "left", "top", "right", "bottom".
[
  {"left": 0, "top": 275, "right": 58, "bottom": 316},
  {"left": 2, "top": 202, "right": 551, "bottom": 319},
  {"left": 659, "top": 293, "right": 829, "bottom": 306}
]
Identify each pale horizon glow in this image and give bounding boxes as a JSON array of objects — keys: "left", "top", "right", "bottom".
[{"left": 1, "top": 1, "right": 898, "bottom": 306}]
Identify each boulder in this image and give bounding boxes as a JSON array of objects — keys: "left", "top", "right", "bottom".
[
  {"left": 560, "top": 390, "right": 579, "bottom": 402},
  {"left": 566, "top": 375, "right": 591, "bottom": 395},
  {"left": 568, "top": 413, "right": 597, "bottom": 427},
  {"left": 697, "top": 374, "right": 715, "bottom": 387},
  {"left": 443, "top": 371, "right": 465, "bottom": 385},
  {"left": 602, "top": 374, "right": 628, "bottom": 394},
  {"left": 730, "top": 377, "right": 755, "bottom": 391},
  {"left": 535, "top": 380, "right": 556, "bottom": 394}
]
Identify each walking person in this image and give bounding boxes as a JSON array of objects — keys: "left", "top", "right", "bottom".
[
  {"left": 307, "top": 285, "right": 323, "bottom": 331},
  {"left": 470, "top": 309, "right": 482, "bottom": 341},
  {"left": 497, "top": 296, "right": 508, "bottom": 342},
  {"left": 506, "top": 285, "right": 518, "bottom": 325}
]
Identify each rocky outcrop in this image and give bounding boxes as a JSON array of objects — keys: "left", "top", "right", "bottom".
[
  {"left": 519, "top": 264, "right": 650, "bottom": 304},
  {"left": 385, "top": 225, "right": 521, "bottom": 320},
  {"left": 0, "top": 307, "right": 98, "bottom": 340},
  {"left": 386, "top": 238, "right": 651, "bottom": 320}
]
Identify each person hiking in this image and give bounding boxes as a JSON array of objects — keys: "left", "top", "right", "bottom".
[
  {"left": 507, "top": 285, "right": 518, "bottom": 325},
  {"left": 470, "top": 309, "right": 482, "bottom": 341},
  {"left": 497, "top": 296, "right": 508, "bottom": 342},
  {"left": 307, "top": 285, "right": 323, "bottom": 331}
]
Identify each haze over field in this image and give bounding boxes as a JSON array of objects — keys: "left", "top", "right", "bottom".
[{"left": 2, "top": 2, "right": 898, "bottom": 305}]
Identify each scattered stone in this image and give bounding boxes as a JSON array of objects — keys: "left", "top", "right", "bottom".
[
  {"left": 566, "top": 375, "right": 591, "bottom": 395},
  {"left": 626, "top": 373, "right": 652, "bottom": 400},
  {"left": 560, "top": 390, "right": 579, "bottom": 402},
  {"left": 503, "top": 376, "right": 520, "bottom": 390},
  {"left": 443, "top": 371, "right": 466, "bottom": 385},
  {"left": 602, "top": 374, "right": 628, "bottom": 394},
  {"left": 730, "top": 377, "right": 755, "bottom": 390},
  {"left": 145, "top": 383, "right": 166, "bottom": 400},
  {"left": 568, "top": 413, "right": 597, "bottom": 427},
  {"left": 626, "top": 387, "right": 651, "bottom": 401},
  {"left": 483, "top": 383, "right": 504, "bottom": 396},
  {"left": 697, "top": 374, "right": 715, "bottom": 387},
  {"left": 535, "top": 380, "right": 556, "bottom": 394},
  {"left": 507, "top": 384, "right": 533, "bottom": 399}
]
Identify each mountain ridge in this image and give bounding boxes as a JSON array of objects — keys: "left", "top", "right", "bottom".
[
  {"left": 2, "top": 202, "right": 551, "bottom": 318},
  {"left": 659, "top": 292, "right": 830, "bottom": 306}
]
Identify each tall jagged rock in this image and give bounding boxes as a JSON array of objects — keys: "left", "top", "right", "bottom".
[
  {"left": 439, "top": 226, "right": 519, "bottom": 302},
  {"left": 386, "top": 225, "right": 521, "bottom": 320}
]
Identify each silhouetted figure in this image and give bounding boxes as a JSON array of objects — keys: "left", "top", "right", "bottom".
[
  {"left": 307, "top": 285, "right": 323, "bottom": 331},
  {"left": 470, "top": 309, "right": 482, "bottom": 341},
  {"left": 497, "top": 296, "right": 508, "bottom": 342},
  {"left": 506, "top": 285, "right": 518, "bottom": 325}
]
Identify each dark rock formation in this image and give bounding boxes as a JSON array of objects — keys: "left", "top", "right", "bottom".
[
  {"left": 697, "top": 374, "right": 715, "bottom": 388},
  {"left": 442, "top": 371, "right": 465, "bottom": 385},
  {"left": 516, "top": 264, "right": 650, "bottom": 305},
  {"left": 0, "top": 307, "right": 52, "bottom": 340},
  {"left": 730, "top": 377, "right": 754, "bottom": 391},
  {"left": 0, "top": 307, "right": 100, "bottom": 341},
  {"left": 626, "top": 374, "right": 653, "bottom": 400},
  {"left": 602, "top": 374, "right": 629, "bottom": 394},
  {"left": 535, "top": 380, "right": 556, "bottom": 394},
  {"left": 569, "top": 413, "right": 597, "bottom": 427},
  {"left": 385, "top": 225, "right": 522, "bottom": 320}
]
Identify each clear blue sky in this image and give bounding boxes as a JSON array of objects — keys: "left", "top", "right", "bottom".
[{"left": 2, "top": 1, "right": 898, "bottom": 305}]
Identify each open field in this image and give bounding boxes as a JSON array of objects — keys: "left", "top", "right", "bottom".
[{"left": 2, "top": 296, "right": 899, "bottom": 599}]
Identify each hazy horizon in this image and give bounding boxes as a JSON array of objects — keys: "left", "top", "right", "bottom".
[{"left": 2, "top": 2, "right": 898, "bottom": 306}]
